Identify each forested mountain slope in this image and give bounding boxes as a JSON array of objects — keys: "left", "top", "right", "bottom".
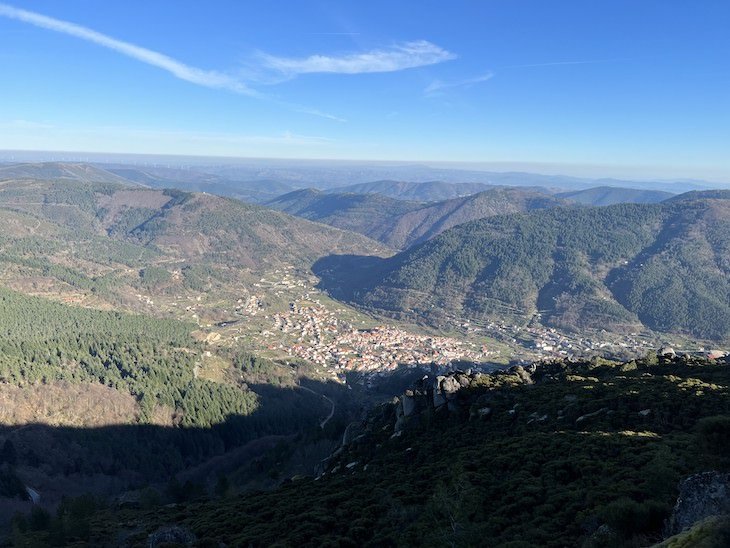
[
  {"left": 316, "top": 197, "right": 730, "bottom": 340},
  {"left": 0, "top": 285, "right": 338, "bottom": 521},
  {"left": 0, "top": 177, "right": 382, "bottom": 526},
  {"left": 665, "top": 189, "right": 730, "bottom": 202},
  {"left": 0, "top": 179, "right": 387, "bottom": 271},
  {"left": 39, "top": 353, "right": 730, "bottom": 547},
  {"left": 266, "top": 188, "right": 421, "bottom": 246},
  {"left": 269, "top": 187, "right": 565, "bottom": 249},
  {"left": 383, "top": 187, "right": 565, "bottom": 249}
]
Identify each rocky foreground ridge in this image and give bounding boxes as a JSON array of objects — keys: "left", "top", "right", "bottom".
[
  {"left": 332, "top": 351, "right": 729, "bottom": 452},
  {"left": 320, "top": 352, "right": 730, "bottom": 546}
]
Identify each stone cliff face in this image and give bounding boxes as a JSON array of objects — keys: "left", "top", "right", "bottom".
[
  {"left": 391, "top": 364, "right": 547, "bottom": 433},
  {"left": 665, "top": 472, "right": 730, "bottom": 536},
  {"left": 323, "top": 352, "right": 729, "bottom": 479},
  {"left": 327, "top": 363, "right": 542, "bottom": 466}
]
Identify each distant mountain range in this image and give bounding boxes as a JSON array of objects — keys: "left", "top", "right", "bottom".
[
  {"left": 327, "top": 181, "right": 678, "bottom": 206},
  {"left": 64, "top": 156, "right": 724, "bottom": 193},
  {"left": 0, "top": 162, "right": 134, "bottom": 186},
  {"left": 315, "top": 191, "right": 730, "bottom": 340},
  {"left": 104, "top": 161, "right": 722, "bottom": 194},
  {"left": 269, "top": 187, "right": 565, "bottom": 249},
  {"left": 555, "top": 186, "right": 674, "bottom": 206},
  {"left": 325, "top": 180, "right": 502, "bottom": 201},
  {"left": 2, "top": 160, "right": 724, "bottom": 205},
  {"left": 103, "top": 165, "right": 297, "bottom": 203},
  {"left": 2, "top": 162, "right": 728, "bottom": 341}
]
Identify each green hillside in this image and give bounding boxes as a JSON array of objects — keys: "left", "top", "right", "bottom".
[
  {"left": 0, "top": 286, "right": 253, "bottom": 426},
  {"left": 266, "top": 188, "right": 420, "bottom": 246},
  {"left": 0, "top": 286, "right": 336, "bottom": 516},
  {"left": 384, "top": 187, "right": 565, "bottom": 249},
  {"left": 666, "top": 189, "right": 730, "bottom": 202},
  {"left": 320, "top": 197, "right": 730, "bottom": 340},
  {"left": 0, "top": 179, "right": 387, "bottom": 271}
]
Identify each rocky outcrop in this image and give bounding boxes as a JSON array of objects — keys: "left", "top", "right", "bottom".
[
  {"left": 654, "top": 515, "right": 730, "bottom": 547},
  {"left": 147, "top": 526, "right": 196, "bottom": 547},
  {"left": 393, "top": 371, "right": 475, "bottom": 431},
  {"left": 390, "top": 365, "right": 541, "bottom": 432},
  {"left": 513, "top": 365, "right": 533, "bottom": 384},
  {"left": 658, "top": 346, "right": 676, "bottom": 358},
  {"left": 665, "top": 472, "right": 730, "bottom": 537},
  {"left": 576, "top": 407, "right": 608, "bottom": 425}
]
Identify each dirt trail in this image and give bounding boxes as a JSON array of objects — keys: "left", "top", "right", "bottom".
[{"left": 298, "top": 385, "right": 336, "bottom": 428}]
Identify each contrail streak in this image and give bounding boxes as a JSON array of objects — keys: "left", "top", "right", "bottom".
[{"left": 0, "top": 2, "right": 259, "bottom": 96}]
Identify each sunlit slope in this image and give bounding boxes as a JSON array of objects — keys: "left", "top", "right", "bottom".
[
  {"left": 336, "top": 196, "right": 729, "bottom": 340},
  {"left": 0, "top": 179, "right": 388, "bottom": 270}
]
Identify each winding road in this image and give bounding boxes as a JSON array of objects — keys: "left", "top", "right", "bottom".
[{"left": 298, "top": 385, "right": 335, "bottom": 429}]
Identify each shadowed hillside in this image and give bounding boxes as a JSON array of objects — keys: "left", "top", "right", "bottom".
[
  {"left": 0, "top": 286, "right": 363, "bottom": 536},
  {"left": 14, "top": 353, "right": 727, "bottom": 547},
  {"left": 270, "top": 187, "right": 566, "bottom": 249}
]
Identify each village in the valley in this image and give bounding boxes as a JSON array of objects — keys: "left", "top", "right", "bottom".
[
  {"left": 153, "top": 267, "right": 717, "bottom": 376},
  {"left": 218, "top": 269, "right": 695, "bottom": 373},
  {"left": 265, "top": 298, "right": 490, "bottom": 371}
]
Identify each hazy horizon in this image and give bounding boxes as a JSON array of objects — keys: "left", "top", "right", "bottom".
[{"left": 1, "top": 148, "right": 729, "bottom": 187}]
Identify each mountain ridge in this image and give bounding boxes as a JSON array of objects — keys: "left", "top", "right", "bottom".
[
  {"left": 557, "top": 186, "right": 674, "bottom": 206},
  {"left": 315, "top": 195, "right": 730, "bottom": 340},
  {"left": 0, "top": 179, "right": 388, "bottom": 271},
  {"left": 269, "top": 186, "right": 567, "bottom": 249}
]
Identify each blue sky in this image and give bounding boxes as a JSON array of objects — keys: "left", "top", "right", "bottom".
[{"left": 0, "top": 1, "right": 729, "bottom": 180}]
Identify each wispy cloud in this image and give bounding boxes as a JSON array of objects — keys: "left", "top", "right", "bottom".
[
  {"left": 0, "top": 2, "right": 450, "bottom": 122},
  {"left": 306, "top": 32, "right": 362, "bottom": 36},
  {"left": 0, "top": 2, "right": 260, "bottom": 97},
  {"left": 0, "top": 119, "right": 56, "bottom": 129},
  {"left": 425, "top": 72, "right": 494, "bottom": 96},
  {"left": 287, "top": 106, "right": 347, "bottom": 123},
  {"left": 503, "top": 58, "right": 633, "bottom": 69},
  {"left": 259, "top": 40, "right": 456, "bottom": 76}
]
